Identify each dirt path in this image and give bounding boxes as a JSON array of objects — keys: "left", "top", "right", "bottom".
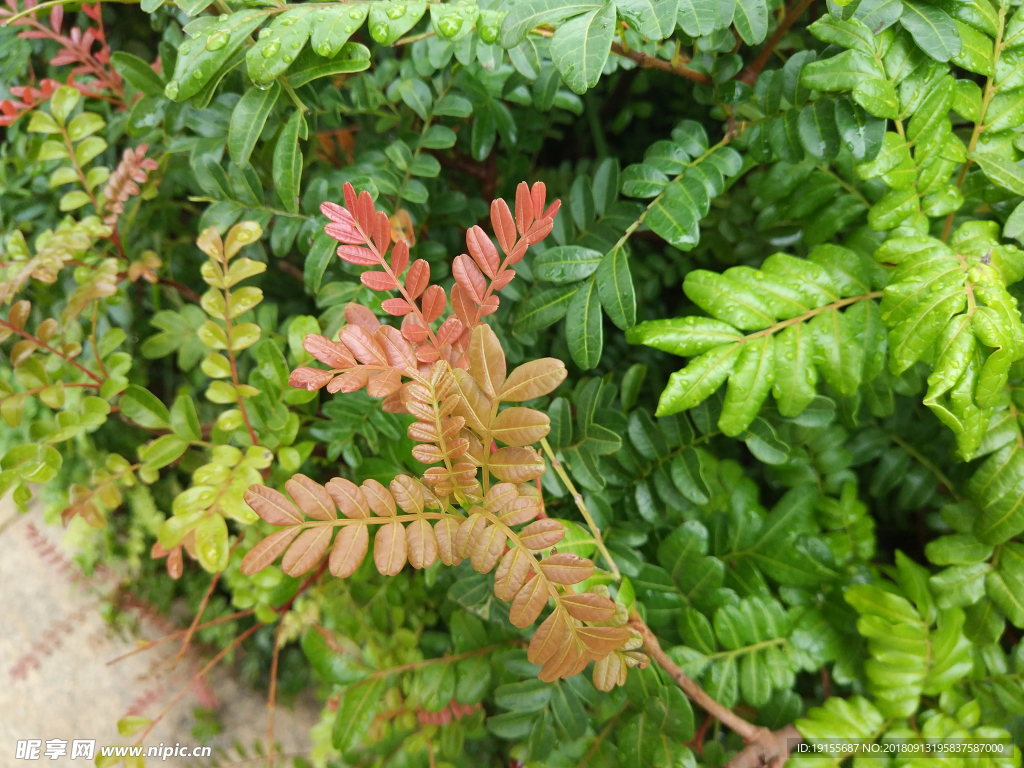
[{"left": 0, "top": 503, "right": 320, "bottom": 768}]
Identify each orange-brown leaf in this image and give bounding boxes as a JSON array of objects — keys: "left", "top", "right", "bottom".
[
  {"left": 500, "top": 358, "right": 567, "bottom": 402},
  {"left": 377, "top": 325, "right": 417, "bottom": 371},
  {"left": 452, "top": 368, "right": 491, "bottom": 434},
  {"left": 539, "top": 639, "right": 587, "bottom": 682},
  {"left": 434, "top": 517, "right": 462, "bottom": 566},
  {"left": 455, "top": 513, "right": 488, "bottom": 558},
  {"left": 390, "top": 238, "right": 409, "bottom": 276},
  {"left": 490, "top": 447, "right": 545, "bottom": 483},
  {"left": 528, "top": 609, "right": 569, "bottom": 666},
  {"left": 326, "top": 478, "right": 370, "bottom": 519},
  {"left": 282, "top": 526, "right": 333, "bottom": 576},
  {"left": 499, "top": 496, "right": 541, "bottom": 526},
  {"left": 469, "top": 324, "right": 505, "bottom": 398},
  {"left": 240, "top": 528, "right": 301, "bottom": 575},
  {"left": 509, "top": 575, "right": 548, "bottom": 628},
  {"left": 362, "top": 479, "right": 396, "bottom": 516},
  {"left": 453, "top": 254, "right": 486, "bottom": 303},
  {"left": 561, "top": 593, "right": 616, "bottom": 622},
  {"left": 345, "top": 303, "right": 380, "bottom": 332},
  {"left": 491, "top": 407, "right": 550, "bottom": 447},
  {"left": 329, "top": 524, "right": 368, "bottom": 577},
  {"left": 340, "top": 325, "right": 386, "bottom": 366},
  {"left": 421, "top": 284, "right": 446, "bottom": 323},
  {"left": 470, "top": 524, "right": 506, "bottom": 573},
  {"left": 592, "top": 652, "right": 624, "bottom": 692},
  {"left": 515, "top": 181, "right": 535, "bottom": 237},
  {"left": 290, "top": 367, "right": 335, "bottom": 392},
  {"left": 466, "top": 225, "right": 499, "bottom": 278},
  {"left": 361, "top": 270, "right": 399, "bottom": 291},
  {"left": 578, "top": 626, "right": 631, "bottom": 659},
  {"left": 412, "top": 444, "right": 445, "bottom": 464},
  {"left": 494, "top": 547, "right": 531, "bottom": 601},
  {"left": 303, "top": 334, "right": 355, "bottom": 368},
  {"left": 286, "top": 474, "right": 336, "bottom": 521},
  {"left": 327, "top": 367, "right": 369, "bottom": 393},
  {"left": 405, "top": 259, "right": 429, "bottom": 299},
  {"left": 406, "top": 518, "right": 437, "bottom": 569},
  {"left": 490, "top": 198, "right": 516, "bottom": 255},
  {"left": 519, "top": 518, "right": 564, "bottom": 550},
  {"left": 484, "top": 482, "right": 518, "bottom": 515},
  {"left": 382, "top": 297, "right": 413, "bottom": 316},
  {"left": 244, "top": 485, "right": 304, "bottom": 526},
  {"left": 390, "top": 475, "right": 424, "bottom": 514},
  {"left": 367, "top": 368, "right": 402, "bottom": 397},
  {"left": 373, "top": 520, "right": 407, "bottom": 576},
  {"left": 539, "top": 553, "right": 594, "bottom": 585},
  {"left": 436, "top": 315, "right": 464, "bottom": 347}
]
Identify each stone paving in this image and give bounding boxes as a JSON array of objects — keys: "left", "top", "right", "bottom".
[{"left": 0, "top": 502, "right": 320, "bottom": 768}]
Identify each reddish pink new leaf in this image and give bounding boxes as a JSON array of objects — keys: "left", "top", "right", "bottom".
[
  {"left": 345, "top": 303, "right": 380, "bottom": 332},
  {"left": 377, "top": 326, "right": 417, "bottom": 370},
  {"left": 421, "top": 285, "right": 446, "bottom": 323},
  {"left": 466, "top": 226, "right": 499, "bottom": 278},
  {"left": 530, "top": 182, "right": 547, "bottom": 219},
  {"left": 479, "top": 296, "right": 499, "bottom": 317},
  {"left": 340, "top": 325, "right": 387, "bottom": 366},
  {"left": 453, "top": 254, "right": 487, "bottom": 303},
  {"left": 492, "top": 271, "right": 516, "bottom": 291},
  {"left": 337, "top": 245, "right": 378, "bottom": 265},
  {"left": 525, "top": 217, "right": 554, "bottom": 246},
  {"left": 303, "top": 334, "right": 356, "bottom": 368},
  {"left": 402, "top": 318, "right": 429, "bottom": 343},
  {"left": 390, "top": 239, "right": 409, "bottom": 277},
  {"left": 436, "top": 316, "right": 464, "bottom": 347},
  {"left": 362, "top": 271, "right": 399, "bottom": 291},
  {"left": 515, "top": 181, "right": 534, "bottom": 237},
  {"left": 328, "top": 368, "right": 369, "bottom": 393},
  {"left": 289, "top": 367, "right": 335, "bottom": 391},
  {"left": 405, "top": 259, "right": 430, "bottom": 299},
  {"left": 343, "top": 182, "right": 357, "bottom": 213},
  {"left": 382, "top": 297, "right": 413, "bottom": 316},
  {"left": 373, "top": 210, "right": 391, "bottom": 256},
  {"left": 491, "top": 198, "right": 516, "bottom": 255},
  {"left": 326, "top": 221, "right": 365, "bottom": 245}
]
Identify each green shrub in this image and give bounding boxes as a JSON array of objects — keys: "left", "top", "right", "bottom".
[{"left": 3, "top": 0, "right": 1024, "bottom": 765}]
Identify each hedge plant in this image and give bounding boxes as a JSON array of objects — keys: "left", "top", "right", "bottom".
[{"left": 4, "top": 0, "right": 1024, "bottom": 765}]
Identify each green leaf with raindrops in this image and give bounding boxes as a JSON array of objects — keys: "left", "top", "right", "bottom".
[
  {"left": 431, "top": 2, "right": 479, "bottom": 42},
  {"left": 165, "top": 10, "right": 264, "bottom": 102},
  {"left": 246, "top": 7, "right": 317, "bottom": 86},
  {"left": 311, "top": 4, "right": 371, "bottom": 58},
  {"left": 368, "top": 1, "right": 428, "bottom": 45}
]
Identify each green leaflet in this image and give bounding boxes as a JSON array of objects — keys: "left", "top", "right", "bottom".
[
  {"left": 310, "top": 4, "right": 369, "bottom": 57},
  {"left": 228, "top": 83, "right": 280, "bottom": 168},
  {"left": 656, "top": 343, "right": 741, "bottom": 417},
  {"left": 810, "top": 309, "right": 862, "bottom": 396},
  {"left": 970, "top": 150, "right": 1024, "bottom": 196},
  {"left": 733, "top": 0, "right": 768, "bottom": 45},
  {"left": 972, "top": 443, "right": 1024, "bottom": 544},
  {"left": 367, "top": 2, "right": 427, "bottom": 45},
  {"left": 614, "top": 0, "right": 678, "bottom": 39},
  {"left": 165, "top": 11, "right": 264, "bottom": 102},
  {"left": 595, "top": 244, "right": 636, "bottom": 330},
  {"left": 333, "top": 679, "right": 385, "bottom": 753},
  {"left": 549, "top": 2, "right": 616, "bottom": 95},
  {"left": 627, "top": 316, "right": 743, "bottom": 356},
  {"left": 683, "top": 271, "right": 774, "bottom": 331},
  {"left": 286, "top": 43, "right": 371, "bottom": 88},
  {"left": 246, "top": 7, "right": 315, "bottom": 85},
  {"left": 565, "top": 278, "right": 603, "bottom": 369},
  {"left": 499, "top": 0, "right": 600, "bottom": 47},
  {"left": 676, "top": 0, "right": 718, "bottom": 36},
  {"left": 534, "top": 245, "right": 603, "bottom": 283},
  {"left": 514, "top": 285, "right": 580, "bottom": 333},
  {"left": 900, "top": 0, "right": 962, "bottom": 62},
  {"left": 273, "top": 110, "right": 305, "bottom": 213},
  {"left": 719, "top": 336, "right": 775, "bottom": 436},
  {"left": 773, "top": 323, "right": 818, "bottom": 418}
]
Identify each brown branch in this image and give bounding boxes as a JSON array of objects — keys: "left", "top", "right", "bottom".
[
  {"left": 0, "top": 318, "right": 104, "bottom": 384},
  {"left": 171, "top": 541, "right": 241, "bottom": 670},
  {"left": 629, "top": 618, "right": 803, "bottom": 768},
  {"left": 739, "top": 0, "right": 815, "bottom": 84},
  {"left": 105, "top": 609, "right": 254, "bottom": 666},
  {"left": 610, "top": 42, "right": 712, "bottom": 85}
]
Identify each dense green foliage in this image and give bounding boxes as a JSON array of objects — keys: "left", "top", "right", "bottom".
[{"left": 6, "top": 0, "right": 1024, "bottom": 766}]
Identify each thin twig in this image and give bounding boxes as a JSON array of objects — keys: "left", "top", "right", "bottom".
[
  {"left": 105, "top": 609, "right": 254, "bottom": 666},
  {"left": 610, "top": 42, "right": 711, "bottom": 84},
  {"left": 0, "top": 318, "right": 103, "bottom": 384},
  {"left": 133, "top": 623, "right": 261, "bottom": 744},
  {"left": 540, "top": 437, "right": 620, "bottom": 580},
  {"left": 171, "top": 544, "right": 239, "bottom": 670},
  {"left": 739, "top": 0, "right": 816, "bottom": 84},
  {"left": 629, "top": 617, "right": 803, "bottom": 768},
  {"left": 266, "top": 618, "right": 286, "bottom": 768}
]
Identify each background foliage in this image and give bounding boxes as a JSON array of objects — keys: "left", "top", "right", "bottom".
[{"left": 5, "top": 0, "right": 1024, "bottom": 765}]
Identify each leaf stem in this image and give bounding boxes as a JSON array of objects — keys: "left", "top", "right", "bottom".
[
  {"left": 739, "top": 0, "right": 815, "bottom": 84},
  {"left": 889, "top": 433, "right": 964, "bottom": 502},
  {"left": 0, "top": 318, "right": 104, "bottom": 384},
  {"left": 540, "top": 437, "right": 620, "bottom": 581}
]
